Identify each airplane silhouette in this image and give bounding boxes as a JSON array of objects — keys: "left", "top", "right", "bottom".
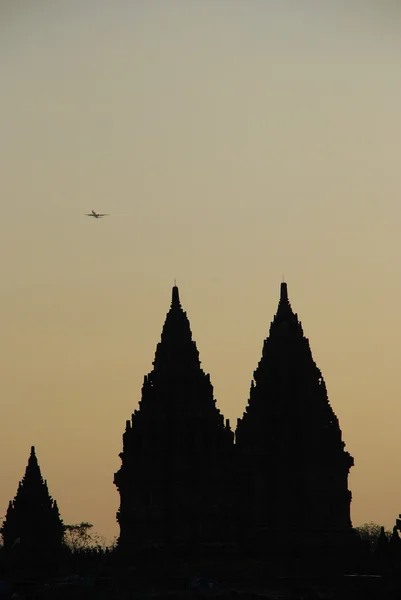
[{"left": 85, "top": 210, "right": 110, "bottom": 219}]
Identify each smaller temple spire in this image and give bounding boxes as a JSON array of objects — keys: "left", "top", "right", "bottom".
[{"left": 1, "top": 446, "right": 64, "bottom": 554}]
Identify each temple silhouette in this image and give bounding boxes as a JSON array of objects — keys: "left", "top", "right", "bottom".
[
  {"left": 114, "top": 282, "right": 359, "bottom": 569},
  {"left": 5, "top": 282, "right": 401, "bottom": 596}
]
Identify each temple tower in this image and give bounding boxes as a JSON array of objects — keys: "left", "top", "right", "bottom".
[
  {"left": 236, "top": 283, "right": 354, "bottom": 555},
  {"left": 114, "top": 286, "right": 234, "bottom": 551},
  {"left": 1, "top": 446, "right": 64, "bottom": 555}
]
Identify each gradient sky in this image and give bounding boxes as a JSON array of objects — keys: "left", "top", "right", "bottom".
[{"left": 1, "top": 1, "right": 400, "bottom": 543}]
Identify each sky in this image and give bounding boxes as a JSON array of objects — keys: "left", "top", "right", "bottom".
[{"left": 0, "top": 1, "right": 400, "bottom": 543}]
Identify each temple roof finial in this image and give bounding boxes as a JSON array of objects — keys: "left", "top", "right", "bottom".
[
  {"left": 277, "top": 281, "right": 291, "bottom": 313},
  {"left": 28, "top": 446, "right": 38, "bottom": 467},
  {"left": 171, "top": 285, "right": 181, "bottom": 308},
  {"left": 273, "top": 280, "right": 296, "bottom": 325}
]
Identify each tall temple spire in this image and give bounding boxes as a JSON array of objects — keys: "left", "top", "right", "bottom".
[
  {"left": 115, "top": 286, "right": 233, "bottom": 551},
  {"left": 236, "top": 282, "right": 354, "bottom": 553}
]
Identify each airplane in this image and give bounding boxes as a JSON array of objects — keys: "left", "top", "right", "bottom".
[{"left": 85, "top": 210, "right": 110, "bottom": 219}]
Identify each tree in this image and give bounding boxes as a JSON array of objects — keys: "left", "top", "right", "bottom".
[
  {"left": 355, "top": 522, "right": 391, "bottom": 549},
  {"left": 63, "top": 522, "right": 105, "bottom": 552}
]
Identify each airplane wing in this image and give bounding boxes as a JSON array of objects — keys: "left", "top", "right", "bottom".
[{"left": 84, "top": 212, "right": 110, "bottom": 217}]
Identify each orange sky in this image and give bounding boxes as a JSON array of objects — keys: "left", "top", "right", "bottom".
[{"left": 0, "top": 2, "right": 400, "bottom": 543}]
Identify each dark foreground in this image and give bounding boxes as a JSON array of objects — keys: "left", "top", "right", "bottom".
[
  {"left": 0, "top": 573, "right": 397, "bottom": 600},
  {"left": 2, "top": 550, "right": 401, "bottom": 600}
]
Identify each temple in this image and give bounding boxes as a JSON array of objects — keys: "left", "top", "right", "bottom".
[
  {"left": 1, "top": 446, "right": 64, "bottom": 556},
  {"left": 114, "top": 282, "right": 361, "bottom": 570},
  {"left": 235, "top": 282, "right": 356, "bottom": 564},
  {"left": 114, "top": 286, "right": 234, "bottom": 551}
]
